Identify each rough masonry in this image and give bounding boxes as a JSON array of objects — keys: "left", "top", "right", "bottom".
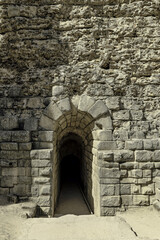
[{"left": 0, "top": 0, "right": 160, "bottom": 216}]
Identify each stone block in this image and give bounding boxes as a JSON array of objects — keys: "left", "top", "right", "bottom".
[
  {"left": 1, "top": 142, "right": 18, "bottom": 150},
  {"left": 105, "top": 97, "right": 120, "bottom": 110},
  {"left": 24, "top": 117, "right": 38, "bottom": 131},
  {"left": 113, "top": 110, "right": 130, "bottom": 120},
  {"left": 0, "top": 188, "right": 9, "bottom": 195},
  {"left": 8, "top": 5, "right": 20, "bottom": 17},
  {"left": 152, "top": 151, "right": 160, "bottom": 162},
  {"left": 1, "top": 117, "right": 19, "bottom": 130},
  {"left": 97, "top": 151, "right": 114, "bottom": 162},
  {"left": 44, "top": 102, "right": 62, "bottom": 121},
  {"left": 31, "top": 149, "right": 52, "bottom": 160},
  {"left": 95, "top": 116, "right": 113, "bottom": 130},
  {"left": 0, "top": 150, "right": 30, "bottom": 160},
  {"left": 121, "top": 196, "right": 133, "bottom": 206},
  {"left": 2, "top": 168, "right": 18, "bottom": 176},
  {"left": 39, "top": 150, "right": 52, "bottom": 160},
  {"left": 33, "top": 178, "right": 50, "bottom": 184},
  {"left": 38, "top": 131, "right": 54, "bottom": 142},
  {"left": 12, "top": 131, "right": 31, "bottom": 142},
  {"left": 132, "top": 195, "right": 149, "bottom": 206},
  {"left": 27, "top": 97, "right": 42, "bottom": 109},
  {"left": 0, "top": 131, "right": 11, "bottom": 142},
  {"left": 52, "top": 86, "right": 64, "bottom": 96},
  {"left": 156, "top": 189, "right": 160, "bottom": 199},
  {"left": 128, "top": 169, "right": 143, "bottom": 178},
  {"left": 135, "top": 150, "right": 153, "bottom": 162},
  {"left": 120, "top": 170, "right": 128, "bottom": 178},
  {"left": 113, "top": 130, "right": 128, "bottom": 141},
  {"left": 114, "top": 150, "right": 134, "bottom": 162},
  {"left": 31, "top": 186, "right": 39, "bottom": 197},
  {"left": 13, "top": 184, "right": 27, "bottom": 196},
  {"left": 142, "top": 184, "right": 155, "bottom": 195},
  {"left": 120, "top": 162, "right": 138, "bottom": 170},
  {"left": 152, "top": 139, "right": 160, "bottom": 150},
  {"left": 120, "top": 184, "right": 131, "bottom": 195},
  {"left": 139, "top": 163, "right": 154, "bottom": 169},
  {"left": 101, "top": 185, "right": 116, "bottom": 196},
  {"left": 71, "top": 95, "right": 80, "bottom": 108},
  {"left": 92, "top": 130, "right": 113, "bottom": 141},
  {"left": 31, "top": 160, "right": 51, "bottom": 168},
  {"left": 131, "top": 185, "right": 141, "bottom": 194},
  {"left": 88, "top": 100, "right": 108, "bottom": 119},
  {"left": 121, "top": 178, "right": 138, "bottom": 184},
  {"left": 130, "top": 110, "right": 143, "bottom": 120},
  {"left": 19, "top": 143, "right": 32, "bottom": 150},
  {"left": 40, "top": 185, "right": 51, "bottom": 195},
  {"left": 31, "top": 168, "right": 39, "bottom": 177},
  {"left": 78, "top": 95, "right": 95, "bottom": 112},
  {"left": 37, "top": 196, "right": 50, "bottom": 207},
  {"left": 18, "top": 176, "right": 32, "bottom": 184},
  {"left": 100, "top": 168, "right": 120, "bottom": 179},
  {"left": 155, "top": 177, "right": 160, "bottom": 188},
  {"left": 1, "top": 176, "right": 17, "bottom": 187},
  {"left": 155, "top": 163, "right": 160, "bottom": 169},
  {"left": 153, "top": 200, "right": 160, "bottom": 211},
  {"left": 101, "top": 207, "right": 115, "bottom": 216},
  {"left": 39, "top": 115, "right": 53, "bottom": 130},
  {"left": 39, "top": 167, "right": 51, "bottom": 177},
  {"left": 138, "top": 178, "right": 152, "bottom": 185},
  {"left": 143, "top": 170, "right": 151, "bottom": 178},
  {"left": 125, "top": 140, "right": 143, "bottom": 150},
  {"left": 143, "top": 139, "right": 153, "bottom": 150},
  {"left": 93, "top": 141, "right": 116, "bottom": 150},
  {"left": 102, "top": 196, "right": 121, "bottom": 207},
  {"left": 57, "top": 98, "right": 71, "bottom": 113}
]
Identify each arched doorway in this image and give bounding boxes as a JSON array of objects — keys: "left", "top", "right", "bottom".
[
  {"left": 54, "top": 133, "right": 91, "bottom": 216},
  {"left": 36, "top": 95, "right": 118, "bottom": 216}
]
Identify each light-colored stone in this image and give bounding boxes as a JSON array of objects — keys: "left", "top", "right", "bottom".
[
  {"left": 102, "top": 196, "right": 121, "bottom": 207},
  {"left": 88, "top": 100, "right": 108, "bottom": 119},
  {"left": 52, "top": 86, "right": 64, "bottom": 96},
  {"left": 78, "top": 94, "right": 95, "bottom": 112},
  {"left": 57, "top": 98, "right": 71, "bottom": 113},
  {"left": 39, "top": 115, "right": 53, "bottom": 130}
]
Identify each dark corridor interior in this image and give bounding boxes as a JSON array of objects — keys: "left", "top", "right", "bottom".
[
  {"left": 61, "top": 154, "right": 80, "bottom": 185},
  {"left": 54, "top": 135, "right": 91, "bottom": 216}
]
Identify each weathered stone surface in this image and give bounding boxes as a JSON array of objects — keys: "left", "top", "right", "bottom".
[
  {"left": 113, "top": 111, "right": 130, "bottom": 121},
  {"left": 52, "top": 86, "right": 64, "bottom": 96},
  {"left": 88, "top": 100, "right": 108, "bottom": 119},
  {"left": 132, "top": 195, "right": 149, "bottom": 206},
  {"left": 92, "top": 130, "right": 113, "bottom": 141},
  {"left": 24, "top": 117, "right": 38, "bottom": 131},
  {"left": 78, "top": 95, "right": 95, "bottom": 112},
  {"left": 12, "top": 131, "right": 31, "bottom": 142},
  {"left": 38, "top": 131, "right": 54, "bottom": 142},
  {"left": 125, "top": 140, "right": 143, "bottom": 150},
  {"left": 0, "top": 0, "right": 160, "bottom": 216},
  {"left": 100, "top": 168, "right": 120, "bottom": 179},
  {"left": 102, "top": 196, "right": 121, "bottom": 207},
  {"left": 120, "top": 184, "right": 131, "bottom": 195},
  {"left": 93, "top": 141, "right": 117, "bottom": 150},
  {"left": 135, "top": 151, "right": 153, "bottom": 162},
  {"left": 39, "top": 115, "right": 53, "bottom": 130},
  {"left": 114, "top": 150, "right": 134, "bottom": 162}
]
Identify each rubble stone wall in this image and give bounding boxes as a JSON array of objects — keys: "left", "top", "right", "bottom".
[{"left": 0, "top": 0, "right": 160, "bottom": 215}]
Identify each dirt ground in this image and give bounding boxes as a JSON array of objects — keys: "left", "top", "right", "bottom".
[{"left": 0, "top": 197, "right": 159, "bottom": 240}]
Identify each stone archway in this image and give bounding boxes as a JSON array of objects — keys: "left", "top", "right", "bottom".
[{"left": 31, "top": 94, "right": 119, "bottom": 216}]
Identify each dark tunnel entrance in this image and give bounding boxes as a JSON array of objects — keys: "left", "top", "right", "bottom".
[{"left": 54, "top": 133, "right": 91, "bottom": 216}]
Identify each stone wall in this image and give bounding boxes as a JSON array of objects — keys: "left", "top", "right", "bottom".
[{"left": 0, "top": 0, "right": 160, "bottom": 215}]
